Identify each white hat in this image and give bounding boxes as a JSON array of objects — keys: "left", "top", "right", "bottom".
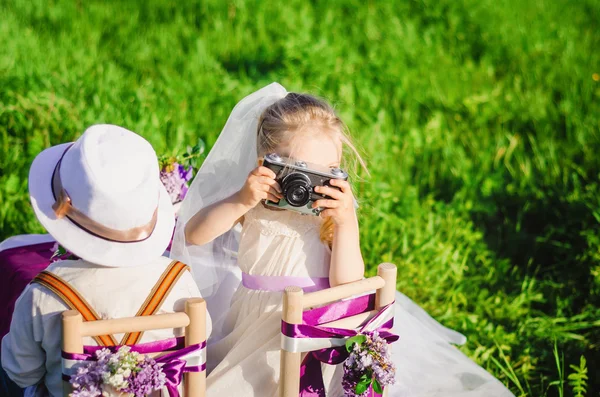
[{"left": 28, "top": 124, "right": 175, "bottom": 267}]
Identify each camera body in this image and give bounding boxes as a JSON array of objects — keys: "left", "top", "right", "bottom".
[{"left": 262, "top": 153, "right": 348, "bottom": 216}]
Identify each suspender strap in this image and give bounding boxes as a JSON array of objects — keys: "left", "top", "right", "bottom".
[
  {"left": 31, "top": 261, "right": 190, "bottom": 347},
  {"left": 120, "top": 261, "right": 190, "bottom": 345},
  {"left": 31, "top": 271, "right": 118, "bottom": 347}
]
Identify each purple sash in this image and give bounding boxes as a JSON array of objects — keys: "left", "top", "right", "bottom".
[
  {"left": 281, "top": 294, "right": 398, "bottom": 397},
  {"left": 242, "top": 272, "right": 330, "bottom": 293},
  {"left": 62, "top": 337, "right": 205, "bottom": 397}
]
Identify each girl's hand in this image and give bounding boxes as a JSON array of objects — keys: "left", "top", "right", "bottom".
[
  {"left": 237, "top": 166, "right": 283, "bottom": 209},
  {"left": 313, "top": 179, "right": 356, "bottom": 227}
]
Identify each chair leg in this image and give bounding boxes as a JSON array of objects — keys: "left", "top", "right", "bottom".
[
  {"left": 280, "top": 286, "right": 304, "bottom": 397},
  {"left": 185, "top": 298, "right": 207, "bottom": 397},
  {"left": 62, "top": 310, "right": 83, "bottom": 397},
  {"left": 375, "top": 263, "right": 397, "bottom": 309},
  {"left": 376, "top": 263, "right": 397, "bottom": 397}
]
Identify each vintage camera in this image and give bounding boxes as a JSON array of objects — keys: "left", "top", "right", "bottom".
[{"left": 262, "top": 153, "right": 348, "bottom": 216}]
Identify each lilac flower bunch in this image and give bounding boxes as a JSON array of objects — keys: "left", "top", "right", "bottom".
[
  {"left": 342, "top": 331, "right": 396, "bottom": 396},
  {"left": 158, "top": 139, "right": 205, "bottom": 204},
  {"left": 121, "top": 356, "right": 167, "bottom": 396},
  {"left": 70, "top": 346, "right": 166, "bottom": 397},
  {"left": 160, "top": 162, "right": 193, "bottom": 203}
]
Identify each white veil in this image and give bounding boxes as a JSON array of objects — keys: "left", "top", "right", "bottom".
[{"left": 171, "top": 82, "right": 288, "bottom": 341}]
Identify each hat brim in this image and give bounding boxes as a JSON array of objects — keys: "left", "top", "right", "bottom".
[{"left": 29, "top": 143, "right": 175, "bottom": 268}]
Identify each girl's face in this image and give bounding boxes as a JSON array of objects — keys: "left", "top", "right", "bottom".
[{"left": 277, "top": 131, "right": 342, "bottom": 169}]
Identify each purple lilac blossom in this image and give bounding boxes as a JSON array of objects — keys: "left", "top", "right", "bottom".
[
  {"left": 122, "top": 356, "right": 167, "bottom": 396},
  {"left": 160, "top": 162, "right": 193, "bottom": 203},
  {"left": 70, "top": 348, "right": 114, "bottom": 396},
  {"left": 70, "top": 347, "right": 166, "bottom": 397},
  {"left": 342, "top": 331, "right": 397, "bottom": 396}
]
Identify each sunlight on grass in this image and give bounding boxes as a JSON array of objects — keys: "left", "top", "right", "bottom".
[{"left": 1, "top": 0, "right": 599, "bottom": 395}]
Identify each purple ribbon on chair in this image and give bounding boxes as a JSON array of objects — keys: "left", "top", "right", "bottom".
[
  {"left": 62, "top": 337, "right": 206, "bottom": 397},
  {"left": 155, "top": 343, "right": 206, "bottom": 397},
  {"left": 281, "top": 294, "right": 398, "bottom": 397}
]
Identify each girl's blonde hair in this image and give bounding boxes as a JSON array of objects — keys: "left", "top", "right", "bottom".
[{"left": 257, "top": 92, "right": 366, "bottom": 246}]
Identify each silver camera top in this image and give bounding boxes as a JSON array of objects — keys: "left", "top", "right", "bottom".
[
  {"left": 265, "top": 153, "right": 283, "bottom": 163},
  {"left": 330, "top": 167, "right": 345, "bottom": 176},
  {"left": 264, "top": 153, "right": 348, "bottom": 179}
]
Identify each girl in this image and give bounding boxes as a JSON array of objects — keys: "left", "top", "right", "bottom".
[{"left": 173, "top": 83, "right": 515, "bottom": 397}]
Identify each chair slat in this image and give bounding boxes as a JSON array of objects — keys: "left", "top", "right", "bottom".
[
  {"left": 302, "top": 276, "right": 385, "bottom": 309},
  {"left": 80, "top": 312, "right": 190, "bottom": 337}
]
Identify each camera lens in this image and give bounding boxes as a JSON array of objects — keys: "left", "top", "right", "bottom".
[{"left": 281, "top": 172, "right": 312, "bottom": 207}]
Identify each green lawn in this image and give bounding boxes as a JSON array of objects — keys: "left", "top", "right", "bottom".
[{"left": 1, "top": 0, "right": 599, "bottom": 395}]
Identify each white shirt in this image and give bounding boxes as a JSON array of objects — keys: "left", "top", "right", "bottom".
[{"left": 1, "top": 256, "right": 211, "bottom": 397}]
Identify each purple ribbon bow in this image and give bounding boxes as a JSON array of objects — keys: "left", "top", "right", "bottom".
[
  {"left": 155, "top": 343, "right": 206, "bottom": 397},
  {"left": 62, "top": 337, "right": 205, "bottom": 397},
  {"left": 281, "top": 294, "right": 398, "bottom": 397}
]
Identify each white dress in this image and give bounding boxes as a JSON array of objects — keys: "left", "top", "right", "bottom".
[{"left": 205, "top": 204, "right": 514, "bottom": 397}]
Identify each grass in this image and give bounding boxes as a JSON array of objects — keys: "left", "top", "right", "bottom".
[{"left": 1, "top": 0, "right": 599, "bottom": 395}]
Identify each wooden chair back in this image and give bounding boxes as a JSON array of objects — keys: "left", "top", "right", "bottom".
[
  {"left": 280, "top": 263, "right": 397, "bottom": 397},
  {"left": 62, "top": 298, "right": 207, "bottom": 397}
]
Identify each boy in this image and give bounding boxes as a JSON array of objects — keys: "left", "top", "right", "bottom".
[{"left": 1, "top": 124, "right": 210, "bottom": 396}]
